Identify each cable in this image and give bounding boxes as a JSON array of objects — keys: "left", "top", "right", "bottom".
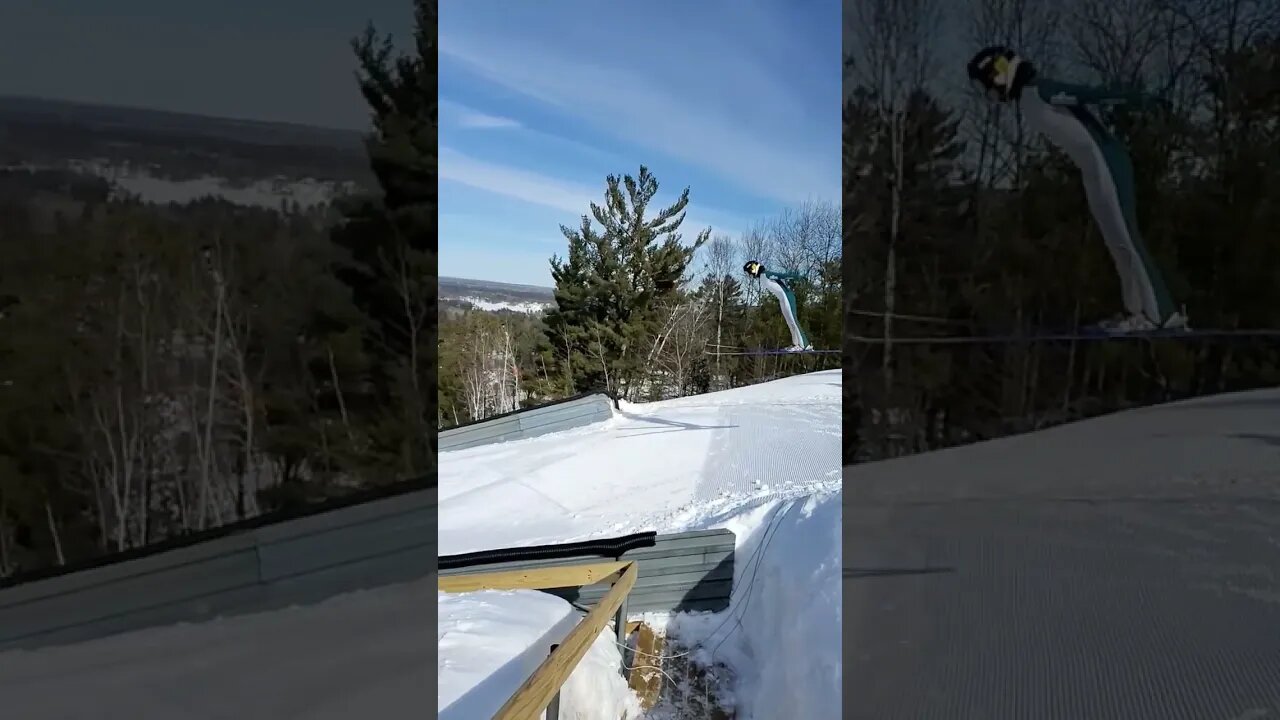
[
  {"left": 625, "top": 663, "right": 683, "bottom": 691},
  {"left": 847, "top": 307, "right": 971, "bottom": 325},
  {"left": 705, "top": 499, "right": 797, "bottom": 660},
  {"left": 602, "top": 498, "right": 800, "bottom": 664}
]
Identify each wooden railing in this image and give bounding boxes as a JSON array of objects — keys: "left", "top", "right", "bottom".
[{"left": 438, "top": 560, "right": 639, "bottom": 720}]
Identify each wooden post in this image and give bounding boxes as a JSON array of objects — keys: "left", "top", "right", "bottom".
[
  {"left": 545, "top": 644, "right": 561, "bottom": 720},
  {"left": 615, "top": 591, "right": 630, "bottom": 677}
]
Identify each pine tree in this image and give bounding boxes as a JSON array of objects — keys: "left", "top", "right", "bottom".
[
  {"left": 329, "top": 0, "right": 436, "bottom": 478},
  {"left": 544, "top": 167, "right": 709, "bottom": 398}
]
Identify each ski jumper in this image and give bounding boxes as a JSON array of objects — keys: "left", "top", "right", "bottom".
[
  {"left": 1018, "top": 79, "right": 1178, "bottom": 327},
  {"left": 760, "top": 268, "right": 809, "bottom": 348}
]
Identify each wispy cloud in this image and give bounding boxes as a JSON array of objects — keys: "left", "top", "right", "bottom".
[
  {"left": 440, "top": 148, "right": 743, "bottom": 241},
  {"left": 438, "top": 1, "right": 836, "bottom": 285},
  {"left": 458, "top": 110, "right": 520, "bottom": 129},
  {"left": 438, "top": 7, "right": 839, "bottom": 206},
  {"left": 441, "top": 99, "right": 522, "bottom": 130},
  {"left": 441, "top": 147, "right": 595, "bottom": 215}
]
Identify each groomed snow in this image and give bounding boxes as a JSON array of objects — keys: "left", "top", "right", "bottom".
[
  {"left": 439, "top": 370, "right": 842, "bottom": 719},
  {"left": 0, "top": 577, "right": 433, "bottom": 720},
  {"left": 843, "top": 386, "right": 1280, "bottom": 717},
  {"left": 847, "top": 386, "right": 1280, "bottom": 500}
]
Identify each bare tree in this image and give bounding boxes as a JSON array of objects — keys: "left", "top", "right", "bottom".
[
  {"left": 849, "top": 0, "right": 943, "bottom": 392},
  {"left": 702, "top": 234, "right": 738, "bottom": 383},
  {"left": 74, "top": 246, "right": 177, "bottom": 550},
  {"left": 456, "top": 314, "right": 520, "bottom": 421},
  {"left": 768, "top": 200, "right": 842, "bottom": 287},
  {"left": 1068, "top": 0, "right": 1173, "bottom": 85},
  {"left": 381, "top": 239, "right": 433, "bottom": 472},
  {"left": 651, "top": 295, "right": 713, "bottom": 397}
]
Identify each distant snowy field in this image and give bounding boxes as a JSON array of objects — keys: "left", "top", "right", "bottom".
[
  {"left": 459, "top": 296, "right": 553, "bottom": 314},
  {"left": 438, "top": 371, "right": 843, "bottom": 718},
  {"left": 6, "top": 160, "right": 358, "bottom": 209}
]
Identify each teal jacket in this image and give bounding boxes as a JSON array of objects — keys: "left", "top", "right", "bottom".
[
  {"left": 1031, "top": 79, "right": 1161, "bottom": 109},
  {"left": 763, "top": 267, "right": 803, "bottom": 284}
]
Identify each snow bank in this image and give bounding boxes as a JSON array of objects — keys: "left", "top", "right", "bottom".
[
  {"left": 438, "top": 589, "right": 641, "bottom": 720},
  {"left": 664, "top": 489, "right": 842, "bottom": 719}
]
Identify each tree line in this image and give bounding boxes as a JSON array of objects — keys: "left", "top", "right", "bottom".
[
  {"left": 438, "top": 169, "right": 841, "bottom": 427},
  {"left": 844, "top": 0, "right": 1280, "bottom": 463},
  {"left": 0, "top": 1, "right": 436, "bottom": 578}
]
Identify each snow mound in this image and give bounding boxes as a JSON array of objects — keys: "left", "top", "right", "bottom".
[
  {"left": 438, "top": 590, "right": 641, "bottom": 720},
  {"left": 658, "top": 489, "right": 842, "bottom": 719}
]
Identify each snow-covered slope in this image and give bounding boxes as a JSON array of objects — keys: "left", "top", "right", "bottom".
[
  {"left": 439, "top": 371, "right": 843, "bottom": 719},
  {"left": 439, "top": 370, "right": 841, "bottom": 555},
  {"left": 849, "top": 387, "right": 1280, "bottom": 500},
  {"left": 0, "top": 577, "right": 432, "bottom": 720},
  {"left": 845, "top": 387, "right": 1280, "bottom": 718}
]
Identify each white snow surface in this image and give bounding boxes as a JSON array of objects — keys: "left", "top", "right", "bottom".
[
  {"left": 438, "top": 590, "right": 642, "bottom": 720},
  {"left": 652, "top": 489, "right": 842, "bottom": 719},
  {"left": 0, "top": 577, "right": 433, "bottom": 720},
  {"left": 439, "top": 371, "right": 842, "bottom": 719},
  {"left": 439, "top": 370, "right": 841, "bottom": 555},
  {"left": 846, "top": 386, "right": 1280, "bottom": 499}
]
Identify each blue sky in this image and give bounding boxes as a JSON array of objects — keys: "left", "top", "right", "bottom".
[
  {"left": 0, "top": 0, "right": 412, "bottom": 129},
  {"left": 440, "top": 0, "right": 842, "bottom": 287}
]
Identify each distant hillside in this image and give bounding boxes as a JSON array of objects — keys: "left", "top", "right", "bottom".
[
  {"left": 0, "top": 96, "right": 366, "bottom": 151},
  {"left": 0, "top": 96, "right": 374, "bottom": 209},
  {"left": 439, "top": 276, "right": 555, "bottom": 315}
]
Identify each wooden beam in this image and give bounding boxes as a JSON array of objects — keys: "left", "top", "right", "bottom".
[
  {"left": 437, "top": 561, "right": 629, "bottom": 594},
  {"left": 627, "top": 622, "right": 666, "bottom": 710},
  {"left": 491, "top": 562, "right": 639, "bottom": 720}
]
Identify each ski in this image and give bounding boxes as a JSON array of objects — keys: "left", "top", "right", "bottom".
[
  {"left": 848, "top": 327, "right": 1280, "bottom": 345},
  {"left": 705, "top": 348, "right": 839, "bottom": 356}
]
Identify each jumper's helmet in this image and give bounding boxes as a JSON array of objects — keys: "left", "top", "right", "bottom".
[{"left": 967, "top": 46, "right": 1033, "bottom": 102}]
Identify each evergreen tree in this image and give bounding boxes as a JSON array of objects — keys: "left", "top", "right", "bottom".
[
  {"left": 544, "top": 167, "right": 709, "bottom": 398},
  {"left": 329, "top": 0, "right": 437, "bottom": 478}
]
